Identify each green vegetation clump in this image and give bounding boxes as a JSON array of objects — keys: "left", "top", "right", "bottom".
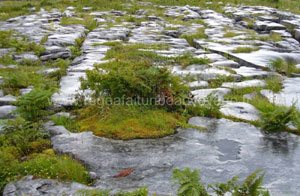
[
  {"left": 0, "top": 66, "right": 57, "bottom": 96},
  {"left": 77, "top": 103, "right": 185, "bottom": 140},
  {"left": 60, "top": 16, "right": 97, "bottom": 31},
  {"left": 172, "top": 168, "right": 208, "bottom": 196},
  {"left": 244, "top": 33, "right": 283, "bottom": 42},
  {"left": 82, "top": 44, "right": 189, "bottom": 104},
  {"left": 269, "top": 59, "right": 300, "bottom": 77},
  {"left": 223, "top": 31, "right": 241, "bottom": 38},
  {"left": 172, "top": 168, "right": 270, "bottom": 196},
  {"left": 77, "top": 43, "right": 213, "bottom": 139},
  {"left": 15, "top": 88, "right": 53, "bottom": 121},
  {"left": 260, "top": 104, "right": 299, "bottom": 132},
  {"left": 186, "top": 92, "right": 224, "bottom": 118},
  {"left": 174, "top": 53, "right": 210, "bottom": 68},
  {"left": 52, "top": 115, "right": 80, "bottom": 133},
  {"left": 180, "top": 28, "right": 208, "bottom": 46},
  {"left": 0, "top": 117, "right": 91, "bottom": 192},
  {"left": 0, "top": 149, "right": 91, "bottom": 192},
  {"left": 232, "top": 47, "right": 260, "bottom": 53},
  {"left": 77, "top": 168, "right": 271, "bottom": 196},
  {"left": 0, "top": 30, "right": 45, "bottom": 56},
  {"left": 70, "top": 35, "right": 85, "bottom": 59}
]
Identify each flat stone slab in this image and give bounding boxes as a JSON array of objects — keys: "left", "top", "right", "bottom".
[
  {"left": 260, "top": 77, "right": 300, "bottom": 110},
  {"left": 52, "top": 72, "right": 86, "bottom": 107},
  {"left": 0, "top": 105, "right": 17, "bottom": 119},
  {"left": 220, "top": 101, "right": 261, "bottom": 121},
  {"left": 3, "top": 176, "right": 92, "bottom": 196},
  {"left": 192, "top": 88, "right": 231, "bottom": 101},
  {"left": 189, "top": 80, "right": 209, "bottom": 89},
  {"left": 0, "top": 95, "right": 16, "bottom": 106},
  {"left": 231, "top": 50, "right": 300, "bottom": 68},
  {"left": 221, "top": 79, "right": 265, "bottom": 89},
  {"left": 48, "top": 117, "right": 300, "bottom": 195},
  {"left": 232, "top": 66, "right": 274, "bottom": 79}
]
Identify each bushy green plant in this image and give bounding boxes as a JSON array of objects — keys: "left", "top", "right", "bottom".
[
  {"left": 174, "top": 52, "right": 210, "bottom": 68},
  {"left": 172, "top": 168, "right": 208, "bottom": 196},
  {"left": 269, "top": 59, "right": 299, "bottom": 77},
  {"left": 260, "top": 104, "right": 297, "bottom": 132},
  {"left": 15, "top": 88, "right": 53, "bottom": 121},
  {"left": 180, "top": 28, "right": 207, "bottom": 46},
  {"left": 0, "top": 150, "right": 91, "bottom": 193},
  {"left": 210, "top": 169, "right": 270, "bottom": 196},
  {"left": 0, "top": 117, "right": 50, "bottom": 157},
  {"left": 19, "top": 152, "right": 91, "bottom": 184},
  {"left": 0, "top": 30, "right": 45, "bottom": 56},
  {"left": 81, "top": 44, "right": 190, "bottom": 108},
  {"left": 52, "top": 116, "right": 80, "bottom": 132},
  {"left": 186, "top": 93, "right": 223, "bottom": 118}
]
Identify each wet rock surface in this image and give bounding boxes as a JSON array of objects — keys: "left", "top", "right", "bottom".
[
  {"left": 3, "top": 176, "right": 92, "bottom": 196},
  {"left": 45, "top": 117, "right": 300, "bottom": 196}
]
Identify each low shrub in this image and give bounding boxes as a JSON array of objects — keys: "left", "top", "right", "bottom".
[
  {"left": 0, "top": 117, "right": 50, "bottom": 157},
  {"left": 81, "top": 44, "right": 190, "bottom": 108},
  {"left": 186, "top": 92, "right": 223, "bottom": 118},
  {"left": 0, "top": 30, "right": 45, "bottom": 56},
  {"left": 0, "top": 150, "right": 92, "bottom": 193},
  {"left": 52, "top": 116, "right": 80, "bottom": 132},
  {"left": 260, "top": 104, "right": 298, "bottom": 132},
  {"left": 172, "top": 168, "right": 208, "bottom": 196},
  {"left": 209, "top": 169, "right": 270, "bottom": 196},
  {"left": 173, "top": 168, "right": 270, "bottom": 196},
  {"left": 19, "top": 153, "right": 91, "bottom": 184},
  {"left": 174, "top": 52, "right": 210, "bottom": 68},
  {"left": 15, "top": 88, "right": 53, "bottom": 121},
  {"left": 180, "top": 28, "right": 208, "bottom": 46},
  {"left": 269, "top": 59, "right": 299, "bottom": 77}
]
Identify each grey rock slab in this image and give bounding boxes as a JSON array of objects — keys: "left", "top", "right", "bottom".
[
  {"left": 270, "top": 30, "right": 292, "bottom": 38},
  {"left": 0, "top": 95, "right": 16, "bottom": 106},
  {"left": 254, "top": 21, "right": 286, "bottom": 32},
  {"left": 295, "top": 29, "right": 300, "bottom": 41},
  {"left": 281, "top": 20, "right": 300, "bottom": 29},
  {"left": 0, "top": 90, "right": 3, "bottom": 97},
  {"left": 39, "top": 68, "right": 60, "bottom": 76},
  {"left": 231, "top": 49, "right": 300, "bottom": 68},
  {"left": 196, "top": 53, "right": 227, "bottom": 63},
  {"left": 0, "top": 64, "right": 18, "bottom": 69},
  {"left": 192, "top": 88, "right": 231, "bottom": 101},
  {"left": 52, "top": 72, "right": 86, "bottom": 107},
  {"left": 220, "top": 101, "right": 261, "bottom": 121},
  {"left": 3, "top": 176, "right": 92, "bottom": 196},
  {"left": 232, "top": 66, "right": 274, "bottom": 79},
  {"left": 243, "top": 92, "right": 259, "bottom": 100},
  {"left": 221, "top": 79, "right": 265, "bottom": 89},
  {"left": 210, "top": 60, "right": 240, "bottom": 68},
  {"left": 20, "top": 86, "right": 33, "bottom": 95},
  {"left": 0, "top": 105, "right": 17, "bottom": 119},
  {"left": 260, "top": 78, "right": 300, "bottom": 110},
  {"left": 52, "top": 112, "right": 71, "bottom": 118},
  {"left": 13, "top": 53, "right": 39, "bottom": 62},
  {"left": 49, "top": 117, "right": 300, "bottom": 195},
  {"left": 40, "top": 46, "right": 71, "bottom": 61},
  {"left": 189, "top": 81, "right": 209, "bottom": 89}
]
